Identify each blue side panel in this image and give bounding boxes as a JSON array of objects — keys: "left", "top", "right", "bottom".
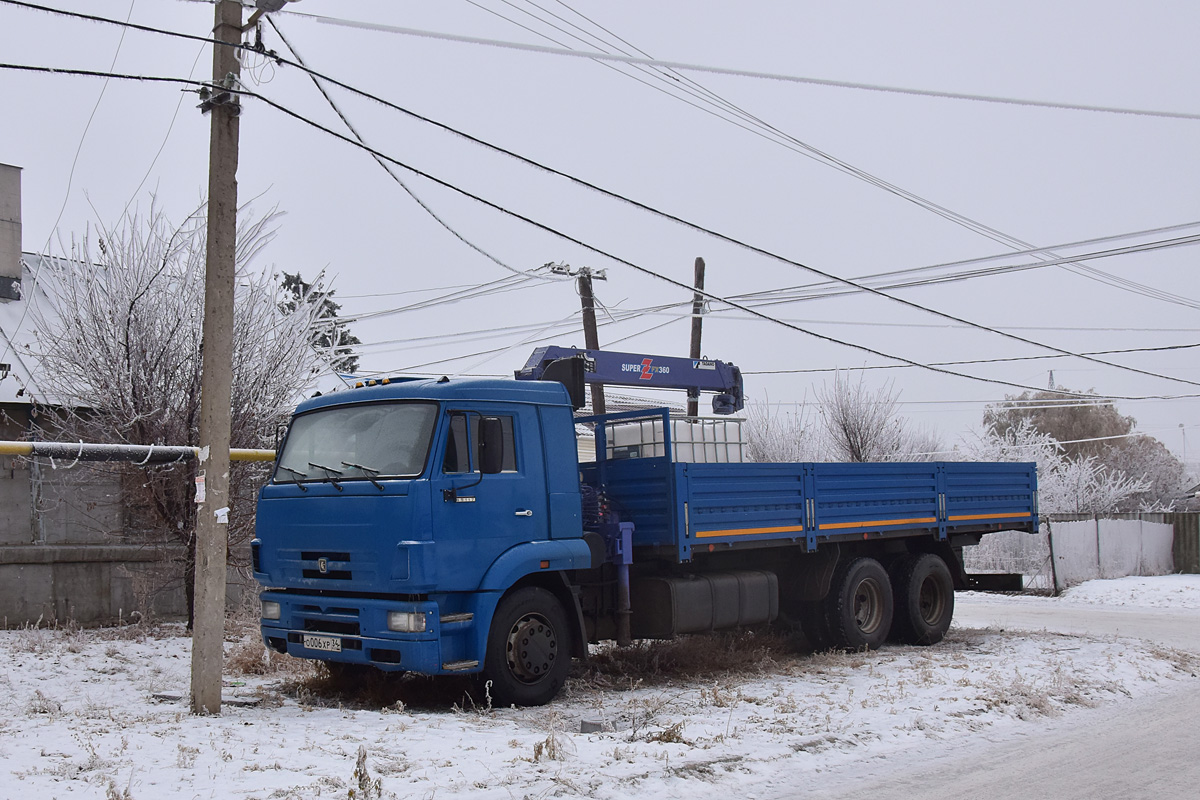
[
  {"left": 943, "top": 462, "right": 1039, "bottom": 533},
  {"left": 580, "top": 458, "right": 679, "bottom": 547},
  {"left": 679, "top": 462, "right": 808, "bottom": 560},
  {"left": 587, "top": 457, "right": 1038, "bottom": 563},
  {"left": 811, "top": 462, "right": 941, "bottom": 540}
]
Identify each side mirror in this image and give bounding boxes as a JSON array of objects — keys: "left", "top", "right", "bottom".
[
  {"left": 540, "top": 356, "right": 587, "bottom": 410},
  {"left": 478, "top": 417, "right": 505, "bottom": 474}
]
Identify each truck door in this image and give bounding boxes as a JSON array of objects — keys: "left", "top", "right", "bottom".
[{"left": 430, "top": 405, "right": 549, "bottom": 591}]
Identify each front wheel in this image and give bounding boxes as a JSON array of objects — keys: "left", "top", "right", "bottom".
[
  {"left": 825, "top": 557, "right": 893, "bottom": 651},
  {"left": 481, "top": 587, "right": 571, "bottom": 707}
]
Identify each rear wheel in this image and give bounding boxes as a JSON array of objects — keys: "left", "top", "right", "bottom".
[
  {"left": 481, "top": 587, "right": 571, "bottom": 707},
  {"left": 889, "top": 553, "right": 954, "bottom": 645},
  {"left": 825, "top": 557, "right": 893, "bottom": 651}
]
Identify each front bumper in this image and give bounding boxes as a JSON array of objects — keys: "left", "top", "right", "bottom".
[{"left": 259, "top": 591, "right": 483, "bottom": 674}]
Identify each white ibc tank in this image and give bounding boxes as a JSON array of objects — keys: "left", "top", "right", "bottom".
[{"left": 605, "top": 418, "right": 745, "bottom": 463}]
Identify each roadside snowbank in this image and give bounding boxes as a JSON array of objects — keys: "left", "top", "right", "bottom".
[
  {"left": 1058, "top": 574, "right": 1200, "bottom": 609},
  {"left": 1, "top": 577, "right": 1197, "bottom": 799}
]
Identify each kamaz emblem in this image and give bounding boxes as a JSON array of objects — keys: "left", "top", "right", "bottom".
[{"left": 317, "top": 557, "right": 328, "bottom": 574}]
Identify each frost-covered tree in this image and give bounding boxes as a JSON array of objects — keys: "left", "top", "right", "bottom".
[
  {"left": 961, "top": 420, "right": 1150, "bottom": 514},
  {"left": 743, "top": 397, "right": 817, "bottom": 463},
  {"left": 280, "top": 271, "right": 361, "bottom": 375},
  {"left": 30, "top": 202, "right": 328, "bottom": 622},
  {"left": 983, "top": 387, "right": 1184, "bottom": 509},
  {"left": 816, "top": 373, "right": 940, "bottom": 462},
  {"left": 983, "top": 388, "right": 1133, "bottom": 461}
]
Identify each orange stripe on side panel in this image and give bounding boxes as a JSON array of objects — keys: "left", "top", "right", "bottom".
[
  {"left": 694, "top": 524, "right": 806, "bottom": 539},
  {"left": 819, "top": 517, "right": 938, "bottom": 531},
  {"left": 947, "top": 512, "right": 1032, "bottom": 522}
]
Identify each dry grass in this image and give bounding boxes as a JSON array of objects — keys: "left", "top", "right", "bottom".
[
  {"left": 570, "top": 629, "right": 796, "bottom": 691},
  {"left": 282, "top": 662, "right": 482, "bottom": 712},
  {"left": 284, "top": 629, "right": 801, "bottom": 711}
]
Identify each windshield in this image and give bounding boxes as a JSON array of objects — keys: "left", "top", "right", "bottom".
[{"left": 275, "top": 401, "right": 437, "bottom": 483}]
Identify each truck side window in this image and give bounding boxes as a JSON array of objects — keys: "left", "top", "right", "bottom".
[{"left": 442, "top": 413, "right": 518, "bottom": 473}]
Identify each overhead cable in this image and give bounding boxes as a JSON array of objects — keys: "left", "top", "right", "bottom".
[
  {"left": 265, "top": 15, "right": 556, "bottom": 281},
  {"left": 9, "top": 0, "right": 1195, "bottom": 312},
  {"left": 205, "top": 82, "right": 1200, "bottom": 401},
  {"left": 271, "top": 7, "right": 1200, "bottom": 122},
  {"left": 495, "top": 0, "right": 1199, "bottom": 310},
  {"left": 5, "top": 56, "right": 1198, "bottom": 395}
]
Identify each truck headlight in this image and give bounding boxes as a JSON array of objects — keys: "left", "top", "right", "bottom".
[
  {"left": 261, "top": 600, "right": 281, "bottom": 620},
  {"left": 387, "top": 611, "right": 426, "bottom": 633}
]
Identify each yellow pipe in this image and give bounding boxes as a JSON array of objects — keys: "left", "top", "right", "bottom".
[
  {"left": 230, "top": 448, "right": 278, "bottom": 462},
  {"left": 0, "top": 441, "right": 275, "bottom": 461}
]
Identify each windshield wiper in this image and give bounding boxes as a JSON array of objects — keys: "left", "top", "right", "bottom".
[
  {"left": 307, "top": 462, "right": 345, "bottom": 491},
  {"left": 341, "top": 461, "right": 384, "bottom": 491},
  {"left": 277, "top": 464, "right": 309, "bottom": 491}
]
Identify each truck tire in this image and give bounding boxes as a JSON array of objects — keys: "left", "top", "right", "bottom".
[
  {"left": 825, "top": 557, "right": 893, "bottom": 651},
  {"left": 481, "top": 587, "right": 571, "bottom": 707},
  {"left": 889, "top": 553, "right": 954, "bottom": 646}
]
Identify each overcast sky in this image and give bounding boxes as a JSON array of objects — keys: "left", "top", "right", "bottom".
[{"left": 1, "top": 0, "right": 1197, "bottom": 462}]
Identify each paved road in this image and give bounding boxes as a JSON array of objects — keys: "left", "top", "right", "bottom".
[
  {"left": 954, "top": 594, "right": 1200, "bottom": 651},
  {"left": 768, "top": 593, "right": 1200, "bottom": 800}
]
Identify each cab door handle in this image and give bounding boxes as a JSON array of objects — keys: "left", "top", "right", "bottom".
[{"left": 515, "top": 509, "right": 533, "bottom": 517}]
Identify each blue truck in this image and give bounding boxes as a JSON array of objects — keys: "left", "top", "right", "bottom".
[{"left": 254, "top": 348, "right": 1037, "bottom": 706}]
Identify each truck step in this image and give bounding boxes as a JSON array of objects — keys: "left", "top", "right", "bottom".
[
  {"left": 442, "top": 660, "right": 480, "bottom": 671},
  {"left": 439, "top": 613, "right": 475, "bottom": 624}
]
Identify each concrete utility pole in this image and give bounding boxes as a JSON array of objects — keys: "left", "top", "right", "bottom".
[
  {"left": 191, "top": 0, "right": 243, "bottom": 716},
  {"left": 577, "top": 268, "right": 607, "bottom": 415},
  {"left": 686, "top": 257, "right": 706, "bottom": 419}
]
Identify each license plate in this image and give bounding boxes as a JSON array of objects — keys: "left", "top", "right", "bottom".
[{"left": 302, "top": 634, "right": 342, "bottom": 653}]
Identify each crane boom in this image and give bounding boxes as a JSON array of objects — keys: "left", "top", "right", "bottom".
[{"left": 515, "top": 346, "right": 744, "bottom": 414}]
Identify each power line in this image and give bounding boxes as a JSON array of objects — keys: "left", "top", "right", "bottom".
[
  {"left": 744, "top": 341, "right": 1200, "bottom": 375},
  {"left": 265, "top": 15, "right": 557, "bottom": 282},
  {"left": 508, "top": 1, "right": 1199, "bottom": 311},
  {"left": 10, "top": 2, "right": 1199, "bottom": 390},
  {"left": 273, "top": 7, "right": 1200, "bottom": 122},
  {"left": 533, "top": 1, "right": 1200, "bottom": 311},
  {"left": 206, "top": 82, "right": 1200, "bottom": 402},
  {"left": 5, "top": 56, "right": 1194, "bottom": 401},
  {"left": 7, "top": 55, "right": 1199, "bottom": 399},
  {"left": 727, "top": 222, "right": 1200, "bottom": 309},
  {"left": 9, "top": 1, "right": 1195, "bottom": 315}
]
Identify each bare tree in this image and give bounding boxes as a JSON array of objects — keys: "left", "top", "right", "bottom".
[
  {"left": 816, "top": 372, "right": 940, "bottom": 462},
  {"left": 29, "top": 201, "right": 329, "bottom": 622},
  {"left": 743, "top": 394, "right": 818, "bottom": 463}
]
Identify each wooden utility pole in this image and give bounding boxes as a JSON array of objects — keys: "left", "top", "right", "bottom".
[
  {"left": 191, "top": 0, "right": 242, "bottom": 715},
  {"left": 686, "top": 257, "right": 706, "bottom": 419},
  {"left": 578, "top": 268, "right": 606, "bottom": 415}
]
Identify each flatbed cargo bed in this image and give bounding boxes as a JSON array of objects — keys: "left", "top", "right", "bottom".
[{"left": 582, "top": 457, "right": 1038, "bottom": 562}]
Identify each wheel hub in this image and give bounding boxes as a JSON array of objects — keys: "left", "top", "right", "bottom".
[
  {"left": 852, "top": 580, "right": 885, "bottom": 634},
  {"left": 918, "top": 576, "right": 946, "bottom": 624},
  {"left": 505, "top": 612, "right": 557, "bottom": 683}
]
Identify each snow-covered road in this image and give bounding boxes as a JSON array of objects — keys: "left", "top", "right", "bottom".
[
  {"left": 0, "top": 576, "right": 1197, "bottom": 799},
  {"left": 784, "top": 579, "right": 1200, "bottom": 800}
]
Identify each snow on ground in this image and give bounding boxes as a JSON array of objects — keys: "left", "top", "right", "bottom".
[
  {"left": 1058, "top": 574, "right": 1200, "bottom": 609},
  {"left": 1, "top": 578, "right": 1198, "bottom": 800},
  {"left": 957, "top": 574, "right": 1200, "bottom": 609}
]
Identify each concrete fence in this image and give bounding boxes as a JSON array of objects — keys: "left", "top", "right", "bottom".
[{"left": 965, "top": 513, "right": 1197, "bottom": 593}]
